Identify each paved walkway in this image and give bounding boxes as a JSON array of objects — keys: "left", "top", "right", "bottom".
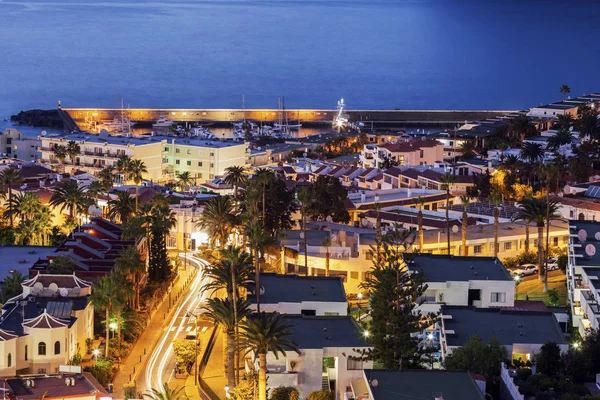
[
  {"left": 201, "top": 329, "right": 228, "bottom": 400},
  {"left": 112, "top": 265, "right": 198, "bottom": 397}
]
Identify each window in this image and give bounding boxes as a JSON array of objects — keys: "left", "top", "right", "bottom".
[
  {"left": 25, "top": 345, "right": 28, "bottom": 361},
  {"left": 37, "top": 368, "right": 46, "bottom": 374},
  {"left": 210, "top": 163, "right": 214, "bottom": 168},
  {"left": 504, "top": 242, "right": 512, "bottom": 250},
  {"left": 420, "top": 150, "right": 424, "bottom": 158},
  {"left": 579, "top": 213, "right": 585, "bottom": 221},
  {"left": 54, "top": 341, "right": 60, "bottom": 355},
  {"left": 38, "top": 342, "right": 46, "bottom": 355},
  {"left": 187, "top": 161, "right": 191, "bottom": 166},
  {"left": 7, "top": 353, "right": 11, "bottom": 367},
  {"left": 176, "top": 148, "right": 180, "bottom": 154},
  {"left": 350, "top": 271, "right": 359, "bottom": 280},
  {"left": 210, "top": 152, "right": 214, "bottom": 156},
  {"left": 553, "top": 237, "right": 559, "bottom": 247},
  {"left": 164, "top": 147, "right": 168, "bottom": 152},
  {"left": 474, "top": 245, "right": 482, "bottom": 254},
  {"left": 175, "top": 160, "right": 180, "bottom": 165},
  {"left": 490, "top": 292, "right": 506, "bottom": 303},
  {"left": 324, "top": 312, "right": 339, "bottom": 316},
  {"left": 198, "top": 161, "right": 203, "bottom": 167},
  {"left": 187, "top": 149, "right": 191, "bottom": 155},
  {"left": 209, "top": 174, "right": 214, "bottom": 179},
  {"left": 365, "top": 252, "right": 372, "bottom": 260},
  {"left": 196, "top": 173, "right": 203, "bottom": 179},
  {"left": 347, "top": 358, "right": 364, "bottom": 370}
]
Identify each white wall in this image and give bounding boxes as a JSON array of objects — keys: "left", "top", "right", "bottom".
[{"left": 254, "top": 301, "right": 348, "bottom": 316}]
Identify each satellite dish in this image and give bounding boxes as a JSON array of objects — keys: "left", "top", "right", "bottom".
[
  {"left": 371, "top": 379, "right": 379, "bottom": 388},
  {"left": 72, "top": 287, "right": 81, "bottom": 296},
  {"left": 48, "top": 283, "right": 59, "bottom": 293},
  {"left": 331, "top": 234, "right": 338, "bottom": 242},
  {"left": 586, "top": 244, "right": 596, "bottom": 257},
  {"left": 361, "top": 219, "right": 369, "bottom": 227},
  {"left": 595, "top": 232, "right": 600, "bottom": 241},
  {"left": 41, "top": 130, "right": 47, "bottom": 136},
  {"left": 59, "top": 288, "right": 68, "bottom": 297},
  {"left": 33, "top": 282, "right": 43, "bottom": 294},
  {"left": 563, "top": 185, "right": 570, "bottom": 194},
  {"left": 303, "top": 152, "right": 308, "bottom": 157},
  {"left": 452, "top": 225, "right": 459, "bottom": 233},
  {"left": 578, "top": 229, "right": 588, "bottom": 242},
  {"left": 571, "top": 189, "right": 577, "bottom": 195}
]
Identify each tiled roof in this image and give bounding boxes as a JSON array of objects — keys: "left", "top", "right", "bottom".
[
  {"left": 23, "top": 311, "right": 69, "bottom": 329},
  {"left": 22, "top": 273, "right": 91, "bottom": 289},
  {"left": 0, "top": 329, "right": 18, "bottom": 341}
]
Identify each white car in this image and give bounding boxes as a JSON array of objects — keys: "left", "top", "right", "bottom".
[
  {"left": 546, "top": 257, "right": 560, "bottom": 271},
  {"left": 512, "top": 264, "right": 538, "bottom": 278}
]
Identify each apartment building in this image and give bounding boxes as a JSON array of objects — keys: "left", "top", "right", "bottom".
[
  {"left": 0, "top": 129, "right": 41, "bottom": 160},
  {"left": 0, "top": 274, "right": 94, "bottom": 376},
  {"left": 527, "top": 93, "right": 600, "bottom": 118},
  {"left": 359, "top": 139, "right": 443, "bottom": 169},
  {"left": 39, "top": 133, "right": 248, "bottom": 183}
]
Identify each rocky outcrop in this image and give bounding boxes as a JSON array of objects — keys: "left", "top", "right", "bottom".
[{"left": 10, "top": 109, "right": 64, "bottom": 129}]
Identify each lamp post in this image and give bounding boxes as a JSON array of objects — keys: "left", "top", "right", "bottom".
[
  {"left": 93, "top": 349, "right": 99, "bottom": 364},
  {"left": 357, "top": 292, "right": 363, "bottom": 322},
  {"left": 225, "top": 386, "right": 230, "bottom": 398},
  {"left": 183, "top": 207, "right": 197, "bottom": 271},
  {"left": 514, "top": 275, "right": 520, "bottom": 300}
]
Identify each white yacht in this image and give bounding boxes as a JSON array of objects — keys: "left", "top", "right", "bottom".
[{"left": 153, "top": 117, "right": 174, "bottom": 128}]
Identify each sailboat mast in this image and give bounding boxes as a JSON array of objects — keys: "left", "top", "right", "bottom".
[{"left": 242, "top": 93, "right": 246, "bottom": 122}]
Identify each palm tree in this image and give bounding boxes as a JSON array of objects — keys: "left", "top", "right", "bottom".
[
  {"left": 296, "top": 188, "right": 311, "bottom": 274},
  {"left": 254, "top": 168, "right": 274, "bottom": 225},
  {"left": 458, "top": 141, "right": 476, "bottom": 159},
  {"left": 491, "top": 193, "right": 501, "bottom": 258},
  {"left": 246, "top": 221, "right": 273, "bottom": 311},
  {"left": 196, "top": 196, "right": 237, "bottom": 247},
  {"left": 520, "top": 142, "right": 544, "bottom": 165},
  {"left": 322, "top": 237, "right": 332, "bottom": 277},
  {"left": 555, "top": 114, "right": 574, "bottom": 130},
  {"left": 547, "top": 129, "right": 573, "bottom": 151},
  {"left": 86, "top": 181, "right": 105, "bottom": 206},
  {"left": 66, "top": 140, "right": 81, "bottom": 165},
  {"left": 129, "top": 159, "right": 147, "bottom": 211},
  {"left": 49, "top": 180, "right": 86, "bottom": 220},
  {"left": 89, "top": 274, "right": 117, "bottom": 359},
  {"left": 559, "top": 84, "right": 571, "bottom": 104},
  {"left": 373, "top": 202, "right": 382, "bottom": 257},
  {"left": 515, "top": 197, "right": 561, "bottom": 289},
  {"left": 0, "top": 165, "right": 22, "bottom": 228},
  {"left": 107, "top": 191, "right": 135, "bottom": 223},
  {"left": 439, "top": 172, "right": 455, "bottom": 255},
  {"left": 53, "top": 145, "right": 67, "bottom": 170},
  {"left": 143, "top": 383, "right": 187, "bottom": 400},
  {"left": 508, "top": 115, "right": 537, "bottom": 144},
  {"left": 98, "top": 166, "right": 115, "bottom": 192},
  {"left": 459, "top": 195, "right": 472, "bottom": 256},
  {"left": 116, "top": 155, "right": 132, "bottom": 184},
  {"left": 110, "top": 270, "right": 133, "bottom": 355},
  {"left": 239, "top": 312, "right": 300, "bottom": 400},
  {"left": 223, "top": 166, "right": 248, "bottom": 200},
  {"left": 415, "top": 196, "right": 425, "bottom": 251},
  {"left": 202, "top": 249, "right": 253, "bottom": 300},
  {"left": 1, "top": 271, "right": 23, "bottom": 303},
  {"left": 176, "top": 171, "right": 194, "bottom": 192},
  {"left": 203, "top": 298, "right": 252, "bottom": 387},
  {"left": 578, "top": 113, "right": 600, "bottom": 140},
  {"left": 115, "top": 247, "right": 145, "bottom": 310}
]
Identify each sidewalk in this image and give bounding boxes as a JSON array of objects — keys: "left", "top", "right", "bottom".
[
  {"left": 112, "top": 265, "right": 198, "bottom": 397},
  {"left": 201, "top": 329, "right": 228, "bottom": 400}
]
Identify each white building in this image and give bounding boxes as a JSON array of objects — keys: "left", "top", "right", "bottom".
[
  {"left": 0, "top": 129, "right": 41, "bottom": 161},
  {"left": 0, "top": 274, "right": 94, "bottom": 376}
]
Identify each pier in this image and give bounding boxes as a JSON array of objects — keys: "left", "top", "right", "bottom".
[{"left": 62, "top": 107, "right": 518, "bottom": 129}]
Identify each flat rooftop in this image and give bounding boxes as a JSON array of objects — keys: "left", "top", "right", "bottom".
[
  {"left": 44, "top": 132, "right": 246, "bottom": 148},
  {"left": 248, "top": 273, "right": 346, "bottom": 304},
  {"left": 442, "top": 306, "right": 566, "bottom": 347},
  {"left": 363, "top": 370, "right": 484, "bottom": 400},
  {"left": 283, "top": 315, "right": 368, "bottom": 349},
  {"left": 569, "top": 220, "right": 600, "bottom": 267},
  {"left": 0, "top": 246, "right": 58, "bottom": 281},
  {"left": 4, "top": 373, "right": 108, "bottom": 399},
  {"left": 409, "top": 254, "right": 512, "bottom": 282}
]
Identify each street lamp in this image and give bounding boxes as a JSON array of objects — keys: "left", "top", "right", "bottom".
[
  {"left": 357, "top": 292, "right": 363, "bottom": 322},
  {"left": 362, "top": 330, "right": 370, "bottom": 338},
  {"left": 225, "top": 386, "right": 230, "bottom": 398},
  {"left": 183, "top": 207, "right": 197, "bottom": 271},
  {"left": 93, "top": 349, "right": 99, "bottom": 364},
  {"left": 514, "top": 275, "right": 520, "bottom": 299}
]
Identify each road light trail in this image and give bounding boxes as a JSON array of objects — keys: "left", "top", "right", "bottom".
[{"left": 144, "top": 255, "right": 210, "bottom": 395}]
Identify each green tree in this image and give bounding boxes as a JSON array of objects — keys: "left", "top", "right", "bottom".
[
  {"left": 90, "top": 274, "right": 118, "bottom": 359},
  {"left": 129, "top": 159, "right": 147, "bottom": 211},
  {"left": 49, "top": 179, "right": 86, "bottom": 220},
  {"left": 196, "top": 196, "right": 238, "bottom": 247},
  {"left": 246, "top": 221, "right": 273, "bottom": 311},
  {"left": 239, "top": 312, "right": 300, "bottom": 400},
  {"left": 203, "top": 247, "right": 253, "bottom": 300},
  {"left": 439, "top": 172, "right": 455, "bottom": 255},
  {"left": 116, "top": 155, "right": 132, "bottom": 183},
  {"left": 115, "top": 247, "right": 145, "bottom": 310},
  {"left": 148, "top": 195, "right": 176, "bottom": 282},
  {"left": 559, "top": 84, "right": 571, "bottom": 104},
  {"left": 86, "top": 180, "right": 105, "bottom": 206},
  {"left": 296, "top": 187, "right": 311, "bottom": 274},
  {"left": 271, "top": 386, "right": 300, "bottom": 400},
  {"left": 307, "top": 391, "right": 334, "bottom": 400},
  {"left": 223, "top": 166, "right": 248, "bottom": 200},
  {"left": 47, "top": 255, "right": 76, "bottom": 274},
  {"left": 255, "top": 168, "right": 275, "bottom": 225},
  {"left": 1, "top": 271, "right": 23, "bottom": 303},
  {"left": 143, "top": 382, "right": 187, "bottom": 400},
  {"left": 520, "top": 142, "right": 544, "bottom": 166},
  {"left": 359, "top": 228, "right": 436, "bottom": 369},
  {"left": 444, "top": 335, "right": 507, "bottom": 393},
  {"left": 110, "top": 270, "right": 133, "bottom": 355},
  {"left": 534, "top": 342, "right": 562, "bottom": 377},
  {"left": 107, "top": 191, "right": 135, "bottom": 223},
  {"left": 547, "top": 129, "right": 573, "bottom": 151},
  {"left": 322, "top": 236, "right": 332, "bottom": 277},
  {"left": 84, "top": 359, "right": 113, "bottom": 386},
  {"left": 176, "top": 171, "right": 194, "bottom": 191},
  {"left": 0, "top": 165, "right": 23, "bottom": 228},
  {"left": 53, "top": 144, "right": 67, "bottom": 170},
  {"left": 66, "top": 140, "right": 81, "bottom": 164},
  {"left": 98, "top": 166, "right": 115, "bottom": 192},
  {"left": 173, "top": 339, "right": 198, "bottom": 374},
  {"left": 459, "top": 194, "right": 472, "bottom": 256},
  {"left": 306, "top": 175, "right": 350, "bottom": 223}
]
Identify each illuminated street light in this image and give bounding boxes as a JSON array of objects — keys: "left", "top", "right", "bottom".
[
  {"left": 225, "top": 386, "right": 230, "bottom": 398},
  {"left": 427, "top": 333, "right": 434, "bottom": 341},
  {"left": 357, "top": 292, "right": 363, "bottom": 300},
  {"left": 573, "top": 342, "right": 580, "bottom": 349},
  {"left": 109, "top": 322, "right": 118, "bottom": 331},
  {"left": 363, "top": 330, "right": 370, "bottom": 338}
]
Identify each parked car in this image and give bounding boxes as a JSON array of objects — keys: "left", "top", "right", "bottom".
[
  {"left": 512, "top": 264, "right": 538, "bottom": 277},
  {"left": 546, "top": 257, "right": 560, "bottom": 271}
]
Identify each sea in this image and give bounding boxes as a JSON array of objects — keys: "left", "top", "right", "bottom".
[{"left": 1, "top": 0, "right": 599, "bottom": 126}]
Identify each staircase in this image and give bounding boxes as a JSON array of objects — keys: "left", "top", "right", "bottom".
[{"left": 322, "top": 374, "right": 330, "bottom": 391}]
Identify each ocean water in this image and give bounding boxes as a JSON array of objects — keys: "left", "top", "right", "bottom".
[{"left": 0, "top": 0, "right": 599, "bottom": 117}]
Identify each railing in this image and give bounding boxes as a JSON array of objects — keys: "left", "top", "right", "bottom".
[{"left": 500, "top": 362, "right": 524, "bottom": 400}]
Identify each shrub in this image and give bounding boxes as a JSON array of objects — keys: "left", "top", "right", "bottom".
[
  {"left": 516, "top": 368, "right": 532, "bottom": 381},
  {"left": 270, "top": 386, "right": 299, "bottom": 400},
  {"left": 308, "top": 390, "right": 335, "bottom": 400},
  {"left": 558, "top": 254, "right": 568, "bottom": 272},
  {"left": 84, "top": 359, "right": 113, "bottom": 386}
]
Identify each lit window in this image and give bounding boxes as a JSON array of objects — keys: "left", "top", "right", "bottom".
[
  {"left": 474, "top": 245, "right": 482, "bottom": 254},
  {"left": 490, "top": 292, "right": 506, "bottom": 303},
  {"left": 504, "top": 242, "right": 512, "bottom": 250}
]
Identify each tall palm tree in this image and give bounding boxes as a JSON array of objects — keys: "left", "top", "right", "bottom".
[
  {"left": 148, "top": 197, "right": 177, "bottom": 282},
  {"left": 129, "top": 159, "right": 147, "bottom": 211},
  {"left": 520, "top": 142, "right": 544, "bottom": 165},
  {"left": 115, "top": 247, "right": 145, "bottom": 310},
  {"left": 322, "top": 237, "right": 331, "bottom": 277},
  {"left": 176, "top": 171, "right": 194, "bottom": 191},
  {"left": 491, "top": 193, "right": 501, "bottom": 258},
  {"left": 53, "top": 145, "right": 67, "bottom": 171},
  {"left": 415, "top": 196, "right": 425, "bottom": 251},
  {"left": 49, "top": 180, "right": 86, "bottom": 220},
  {"left": 254, "top": 168, "right": 274, "bottom": 225},
  {"left": 459, "top": 195, "right": 472, "bottom": 256},
  {"left": 202, "top": 250, "right": 253, "bottom": 300},
  {"left": 203, "top": 298, "right": 251, "bottom": 387},
  {"left": 439, "top": 172, "right": 455, "bottom": 255},
  {"left": 196, "top": 196, "right": 237, "bottom": 247},
  {"left": 296, "top": 188, "right": 311, "bottom": 274},
  {"left": 0, "top": 165, "right": 22, "bottom": 228},
  {"left": 116, "top": 155, "right": 132, "bottom": 184},
  {"left": 107, "top": 191, "right": 135, "bottom": 223},
  {"left": 239, "top": 312, "right": 300, "bottom": 400},
  {"left": 110, "top": 270, "right": 133, "bottom": 354},
  {"left": 98, "top": 166, "right": 115, "bottom": 192},
  {"left": 89, "top": 274, "right": 117, "bottom": 359},
  {"left": 555, "top": 114, "right": 574, "bottom": 131},
  {"left": 559, "top": 84, "right": 571, "bottom": 104},
  {"left": 66, "top": 140, "right": 81, "bottom": 165},
  {"left": 547, "top": 129, "right": 573, "bottom": 151},
  {"left": 86, "top": 181, "right": 105, "bottom": 206},
  {"left": 143, "top": 383, "right": 187, "bottom": 400},
  {"left": 246, "top": 221, "right": 273, "bottom": 311},
  {"left": 515, "top": 197, "right": 561, "bottom": 289},
  {"left": 223, "top": 166, "right": 248, "bottom": 200}
]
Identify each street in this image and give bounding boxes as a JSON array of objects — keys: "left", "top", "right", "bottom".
[{"left": 136, "top": 254, "right": 211, "bottom": 395}]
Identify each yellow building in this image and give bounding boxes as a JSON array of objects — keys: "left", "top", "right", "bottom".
[{"left": 0, "top": 274, "right": 94, "bottom": 376}]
